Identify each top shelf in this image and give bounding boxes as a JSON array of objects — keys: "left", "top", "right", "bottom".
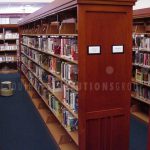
[
  {"left": 133, "top": 8, "right": 150, "bottom": 19},
  {"left": 0, "top": 38, "right": 18, "bottom": 41},
  {"left": 18, "top": 0, "right": 135, "bottom": 26},
  {"left": 22, "top": 34, "right": 78, "bottom": 37},
  {"left": 133, "top": 33, "right": 150, "bottom": 35},
  {"left": 0, "top": 24, "right": 18, "bottom": 28},
  {"left": 18, "top": 0, "right": 77, "bottom": 25}
]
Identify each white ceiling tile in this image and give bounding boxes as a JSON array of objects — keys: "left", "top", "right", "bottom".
[
  {"left": 0, "top": 0, "right": 54, "bottom": 2},
  {"left": 134, "top": 0, "right": 150, "bottom": 10},
  {"left": 0, "top": 1, "right": 52, "bottom": 13}
]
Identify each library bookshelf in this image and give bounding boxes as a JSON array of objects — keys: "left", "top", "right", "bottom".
[
  {"left": 131, "top": 8, "right": 150, "bottom": 124},
  {"left": 0, "top": 24, "right": 19, "bottom": 73},
  {"left": 132, "top": 8, "right": 150, "bottom": 149},
  {"left": 18, "top": 0, "right": 135, "bottom": 149}
]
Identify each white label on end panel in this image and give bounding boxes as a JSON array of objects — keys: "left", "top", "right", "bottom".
[
  {"left": 88, "top": 46, "right": 101, "bottom": 54},
  {"left": 112, "top": 45, "right": 124, "bottom": 54}
]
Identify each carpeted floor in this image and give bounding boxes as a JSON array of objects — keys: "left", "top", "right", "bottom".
[
  {"left": 0, "top": 73, "right": 58, "bottom": 150},
  {"left": 130, "top": 116, "right": 148, "bottom": 150},
  {"left": 0, "top": 73, "right": 148, "bottom": 150}
]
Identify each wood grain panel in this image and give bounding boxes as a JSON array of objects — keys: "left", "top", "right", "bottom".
[
  {"left": 86, "top": 108, "right": 125, "bottom": 120},
  {"left": 78, "top": 4, "right": 133, "bottom": 150},
  {"left": 86, "top": 114, "right": 128, "bottom": 150}
]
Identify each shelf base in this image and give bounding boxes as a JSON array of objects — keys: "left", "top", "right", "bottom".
[
  {"left": 21, "top": 77, "right": 79, "bottom": 150},
  {"left": 0, "top": 69, "right": 18, "bottom": 74},
  {"left": 131, "top": 111, "right": 149, "bottom": 124}
]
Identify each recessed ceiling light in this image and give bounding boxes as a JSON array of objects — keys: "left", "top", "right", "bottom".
[
  {"left": 134, "top": 0, "right": 150, "bottom": 10},
  {"left": 0, "top": 0, "right": 54, "bottom": 2},
  {"left": 25, "top": 5, "right": 31, "bottom": 7}
]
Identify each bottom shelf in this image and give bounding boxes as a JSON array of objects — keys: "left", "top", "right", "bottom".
[
  {"left": 131, "top": 98, "right": 149, "bottom": 124},
  {"left": 60, "top": 143, "right": 79, "bottom": 150},
  {"left": 0, "top": 61, "right": 17, "bottom": 73},
  {"left": 0, "top": 69, "right": 18, "bottom": 74},
  {"left": 131, "top": 111, "right": 149, "bottom": 124},
  {"left": 21, "top": 77, "right": 78, "bottom": 150}
]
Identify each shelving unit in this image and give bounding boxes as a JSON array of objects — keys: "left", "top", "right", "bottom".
[
  {"left": 131, "top": 8, "right": 150, "bottom": 149},
  {"left": 18, "top": 0, "right": 135, "bottom": 149},
  {"left": 131, "top": 8, "right": 150, "bottom": 124},
  {"left": 0, "top": 24, "right": 19, "bottom": 73}
]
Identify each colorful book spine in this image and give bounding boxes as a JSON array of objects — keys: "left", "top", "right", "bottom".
[
  {"left": 49, "top": 95, "right": 62, "bottom": 117},
  {"left": 133, "top": 35, "right": 150, "bottom": 50},
  {"left": 132, "top": 84, "right": 150, "bottom": 100},
  {"left": 63, "top": 84, "right": 78, "bottom": 113},
  {"left": 62, "top": 108, "right": 78, "bottom": 132},
  {"left": 134, "top": 52, "right": 150, "bottom": 66},
  {"left": 48, "top": 75, "right": 62, "bottom": 92},
  {"left": 61, "top": 62, "right": 78, "bottom": 85},
  {"left": 61, "top": 38, "right": 78, "bottom": 61},
  {"left": 135, "top": 69, "right": 150, "bottom": 84}
]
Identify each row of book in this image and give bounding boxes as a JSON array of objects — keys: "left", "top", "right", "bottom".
[
  {"left": 22, "top": 64, "right": 56, "bottom": 102},
  {"left": 21, "top": 56, "right": 78, "bottom": 113},
  {"left": 27, "top": 69, "right": 50, "bottom": 101},
  {"left": 135, "top": 68, "right": 150, "bottom": 84},
  {"left": 0, "top": 44, "right": 18, "bottom": 51},
  {"left": 21, "top": 55, "right": 61, "bottom": 91},
  {"left": 22, "top": 45, "right": 62, "bottom": 74},
  {"left": 5, "top": 33, "right": 19, "bottom": 39},
  {"left": 133, "top": 51, "right": 150, "bottom": 66},
  {"left": 132, "top": 84, "right": 150, "bottom": 100},
  {"left": 22, "top": 47, "right": 78, "bottom": 85},
  {"left": 22, "top": 36, "right": 78, "bottom": 61},
  {"left": 21, "top": 64, "right": 78, "bottom": 131},
  {"left": 0, "top": 33, "right": 19, "bottom": 39},
  {"left": 133, "top": 35, "right": 150, "bottom": 50},
  {"left": 0, "top": 56, "right": 16, "bottom": 62},
  {"left": 49, "top": 95, "right": 78, "bottom": 131}
]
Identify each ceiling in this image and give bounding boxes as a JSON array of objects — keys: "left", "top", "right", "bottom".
[
  {"left": 0, "top": 0, "right": 148, "bottom": 14},
  {"left": 134, "top": 0, "right": 150, "bottom": 10},
  {"left": 0, "top": 0, "right": 54, "bottom": 2},
  {"left": 0, "top": 0, "right": 54, "bottom": 14}
]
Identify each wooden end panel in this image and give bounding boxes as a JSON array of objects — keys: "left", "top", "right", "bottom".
[
  {"left": 86, "top": 109, "right": 128, "bottom": 150},
  {"left": 78, "top": 5, "right": 133, "bottom": 150}
]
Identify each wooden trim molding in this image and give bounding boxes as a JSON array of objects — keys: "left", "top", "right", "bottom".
[
  {"left": 18, "top": 0, "right": 136, "bottom": 25},
  {"left": 133, "top": 8, "right": 150, "bottom": 19},
  {"left": 78, "top": 0, "right": 136, "bottom": 6}
]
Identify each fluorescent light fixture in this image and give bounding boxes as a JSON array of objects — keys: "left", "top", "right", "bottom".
[
  {"left": 134, "top": 0, "right": 150, "bottom": 10},
  {"left": 0, "top": 6, "right": 41, "bottom": 13},
  {"left": 25, "top": 5, "right": 31, "bottom": 7},
  {"left": 0, "top": 0, "right": 54, "bottom": 2}
]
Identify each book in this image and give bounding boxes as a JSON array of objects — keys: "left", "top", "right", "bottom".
[
  {"left": 135, "top": 68, "right": 150, "bottom": 84},
  {"left": 48, "top": 75, "right": 62, "bottom": 92},
  {"left": 133, "top": 35, "right": 150, "bottom": 50},
  {"left": 61, "top": 38, "right": 78, "bottom": 61},
  {"left": 132, "top": 83, "right": 150, "bottom": 100},
  {"left": 63, "top": 84, "right": 78, "bottom": 113},
  {"left": 49, "top": 57, "right": 61, "bottom": 74},
  {"left": 52, "top": 38, "right": 61, "bottom": 55},
  {"left": 134, "top": 51, "right": 150, "bottom": 66},
  {"left": 49, "top": 95, "right": 62, "bottom": 117},
  {"left": 135, "top": 68, "right": 144, "bottom": 82},
  {"left": 61, "top": 62, "right": 78, "bottom": 85},
  {"left": 62, "top": 108, "right": 78, "bottom": 131}
]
